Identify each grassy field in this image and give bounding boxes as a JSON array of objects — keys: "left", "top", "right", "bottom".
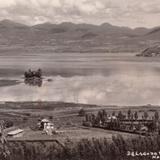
[
  {"left": 0, "top": 102, "right": 159, "bottom": 142},
  {"left": 0, "top": 101, "right": 159, "bottom": 160}
]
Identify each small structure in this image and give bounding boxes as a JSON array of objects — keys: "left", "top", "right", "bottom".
[
  {"left": 140, "top": 126, "right": 148, "bottom": 132},
  {"left": 39, "top": 119, "right": 55, "bottom": 135},
  {"left": 40, "top": 119, "right": 50, "bottom": 129},
  {"left": 7, "top": 129, "right": 24, "bottom": 138},
  {"left": 106, "top": 116, "right": 117, "bottom": 122},
  {"left": 139, "top": 126, "right": 148, "bottom": 135},
  {"left": 45, "top": 123, "right": 55, "bottom": 135}
]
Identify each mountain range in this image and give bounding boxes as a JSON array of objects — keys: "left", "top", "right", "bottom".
[{"left": 0, "top": 19, "right": 160, "bottom": 53}]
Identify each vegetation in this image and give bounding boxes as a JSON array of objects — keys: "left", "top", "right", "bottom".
[
  {"left": 0, "top": 135, "right": 160, "bottom": 160},
  {"left": 134, "top": 111, "right": 138, "bottom": 120},
  {"left": 78, "top": 109, "right": 86, "bottom": 117},
  {"left": 143, "top": 111, "right": 148, "bottom": 120},
  {"left": 24, "top": 69, "right": 42, "bottom": 79},
  {"left": 4, "top": 120, "right": 14, "bottom": 128},
  {"left": 0, "top": 103, "right": 160, "bottom": 159},
  {"left": 83, "top": 109, "right": 160, "bottom": 135},
  {"left": 127, "top": 109, "right": 131, "bottom": 120},
  {"left": 155, "top": 111, "right": 159, "bottom": 121}
]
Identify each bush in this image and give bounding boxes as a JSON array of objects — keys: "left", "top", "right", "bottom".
[
  {"left": 4, "top": 120, "right": 14, "bottom": 128},
  {"left": 23, "top": 117, "right": 28, "bottom": 121},
  {"left": 2, "top": 135, "right": 160, "bottom": 160},
  {"left": 49, "top": 116, "right": 53, "bottom": 120},
  {"left": 78, "top": 109, "right": 86, "bottom": 117},
  {"left": 24, "top": 113, "right": 31, "bottom": 116},
  {"left": 82, "top": 121, "right": 92, "bottom": 127}
]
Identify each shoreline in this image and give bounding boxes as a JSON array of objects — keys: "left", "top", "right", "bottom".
[{"left": 0, "top": 79, "right": 21, "bottom": 87}]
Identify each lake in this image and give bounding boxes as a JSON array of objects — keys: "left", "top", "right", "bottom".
[{"left": 0, "top": 52, "right": 160, "bottom": 106}]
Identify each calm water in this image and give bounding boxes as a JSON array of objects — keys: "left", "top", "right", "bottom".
[{"left": 0, "top": 52, "right": 160, "bottom": 105}]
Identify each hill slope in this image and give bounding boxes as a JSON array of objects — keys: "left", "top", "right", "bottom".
[
  {"left": 137, "top": 45, "right": 160, "bottom": 57},
  {"left": 0, "top": 19, "right": 159, "bottom": 53}
]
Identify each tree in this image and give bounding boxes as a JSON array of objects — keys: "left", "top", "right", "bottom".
[
  {"left": 101, "top": 110, "right": 107, "bottom": 124},
  {"left": 4, "top": 120, "right": 13, "bottom": 128},
  {"left": 49, "top": 116, "right": 53, "bottom": 120},
  {"left": 91, "top": 114, "right": 96, "bottom": 122},
  {"left": 78, "top": 109, "right": 86, "bottom": 117},
  {"left": 127, "top": 109, "right": 131, "bottom": 120},
  {"left": 85, "top": 114, "right": 90, "bottom": 122},
  {"left": 134, "top": 111, "right": 138, "bottom": 120},
  {"left": 102, "top": 110, "right": 107, "bottom": 118},
  {"left": 131, "top": 114, "right": 134, "bottom": 121},
  {"left": 144, "top": 111, "right": 148, "bottom": 120},
  {"left": 112, "top": 111, "right": 115, "bottom": 116},
  {"left": 117, "top": 111, "right": 123, "bottom": 120},
  {"left": 154, "top": 111, "right": 159, "bottom": 121},
  {"left": 97, "top": 110, "right": 103, "bottom": 120},
  {"left": 147, "top": 121, "right": 156, "bottom": 132}
]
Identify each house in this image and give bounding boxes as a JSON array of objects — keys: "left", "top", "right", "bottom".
[
  {"left": 140, "top": 126, "right": 148, "bottom": 132},
  {"left": 7, "top": 129, "right": 24, "bottom": 138},
  {"left": 106, "top": 116, "right": 117, "bottom": 122},
  {"left": 40, "top": 119, "right": 50, "bottom": 130},
  {"left": 39, "top": 119, "right": 55, "bottom": 135}
]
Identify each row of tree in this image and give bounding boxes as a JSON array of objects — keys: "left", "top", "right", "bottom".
[
  {"left": 82, "top": 109, "right": 160, "bottom": 133},
  {"left": 127, "top": 109, "right": 159, "bottom": 121},
  {"left": 82, "top": 109, "right": 160, "bottom": 123}
]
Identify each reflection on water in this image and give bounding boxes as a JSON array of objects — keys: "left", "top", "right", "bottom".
[
  {"left": 0, "top": 54, "right": 160, "bottom": 105},
  {"left": 24, "top": 78, "right": 42, "bottom": 87},
  {"left": 1, "top": 68, "right": 160, "bottom": 106}
]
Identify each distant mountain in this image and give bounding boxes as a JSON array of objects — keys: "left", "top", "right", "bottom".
[
  {"left": 0, "top": 19, "right": 159, "bottom": 53},
  {"left": 0, "top": 19, "right": 28, "bottom": 28},
  {"left": 99, "top": 23, "right": 133, "bottom": 34},
  {"left": 133, "top": 27, "right": 150, "bottom": 35},
  {"left": 33, "top": 22, "right": 56, "bottom": 30},
  {"left": 81, "top": 32, "right": 98, "bottom": 39},
  {"left": 147, "top": 27, "right": 160, "bottom": 35},
  {"left": 145, "top": 27, "right": 160, "bottom": 39}
]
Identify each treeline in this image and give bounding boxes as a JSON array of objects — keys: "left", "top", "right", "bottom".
[
  {"left": 82, "top": 109, "right": 159, "bottom": 123},
  {"left": 1, "top": 135, "right": 160, "bottom": 160},
  {"left": 82, "top": 109, "right": 160, "bottom": 134}
]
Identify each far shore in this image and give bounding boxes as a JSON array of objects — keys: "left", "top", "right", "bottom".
[{"left": 0, "top": 79, "right": 21, "bottom": 87}]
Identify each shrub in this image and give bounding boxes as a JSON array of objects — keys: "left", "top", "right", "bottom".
[
  {"left": 2, "top": 135, "right": 160, "bottom": 160},
  {"left": 49, "top": 116, "right": 53, "bottom": 120},
  {"left": 4, "top": 120, "right": 14, "bottom": 128},
  {"left": 82, "top": 121, "right": 92, "bottom": 127},
  {"left": 78, "top": 109, "right": 86, "bottom": 117}
]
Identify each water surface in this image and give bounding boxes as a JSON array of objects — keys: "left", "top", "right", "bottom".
[{"left": 0, "top": 52, "right": 160, "bottom": 106}]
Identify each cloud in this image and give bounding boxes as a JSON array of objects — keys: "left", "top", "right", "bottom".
[
  {"left": 0, "top": 0, "right": 159, "bottom": 27},
  {"left": 2, "top": 73, "right": 160, "bottom": 106}
]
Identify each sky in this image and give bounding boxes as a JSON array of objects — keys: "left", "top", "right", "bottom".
[{"left": 0, "top": 0, "right": 159, "bottom": 28}]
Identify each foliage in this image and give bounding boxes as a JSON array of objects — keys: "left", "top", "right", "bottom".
[
  {"left": 78, "top": 109, "right": 86, "bottom": 117},
  {"left": 4, "top": 120, "right": 14, "bottom": 128},
  {"left": 127, "top": 109, "right": 131, "bottom": 120},
  {"left": 2, "top": 135, "right": 160, "bottom": 160},
  {"left": 155, "top": 111, "right": 159, "bottom": 121},
  {"left": 144, "top": 111, "right": 148, "bottom": 120},
  {"left": 134, "top": 111, "right": 138, "bottom": 120}
]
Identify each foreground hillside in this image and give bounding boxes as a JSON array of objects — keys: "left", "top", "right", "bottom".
[
  {"left": 0, "top": 19, "right": 160, "bottom": 53},
  {"left": 2, "top": 135, "right": 160, "bottom": 160},
  {"left": 0, "top": 101, "right": 160, "bottom": 160}
]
